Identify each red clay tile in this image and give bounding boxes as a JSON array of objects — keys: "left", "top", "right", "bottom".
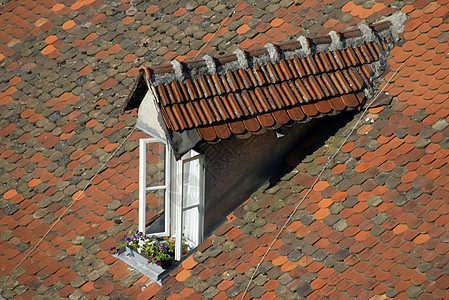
[
  {"left": 263, "top": 279, "right": 279, "bottom": 292},
  {"left": 1, "top": 1, "right": 448, "bottom": 300}
]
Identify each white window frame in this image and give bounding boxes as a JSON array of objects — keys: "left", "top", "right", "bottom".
[
  {"left": 138, "top": 137, "right": 171, "bottom": 236},
  {"left": 138, "top": 137, "right": 204, "bottom": 261},
  {"left": 174, "top": 151, "right": 205, "bottom": 260}
]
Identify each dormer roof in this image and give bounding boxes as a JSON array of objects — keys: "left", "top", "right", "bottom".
[{"left": 124, "top": 19, "right": 400, "bottom": 151}]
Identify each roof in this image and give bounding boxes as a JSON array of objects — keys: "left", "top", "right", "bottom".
[
  {"left": 125, "top": 20, "right": 398, "bottom": 143},
  {"left": 1, "top": 0, "right": 449, "bottom": 299}
]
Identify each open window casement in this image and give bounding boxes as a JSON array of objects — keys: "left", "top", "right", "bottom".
[
  {"left": 174, "top": 150, "right": 204, "bottom": 260},
  {"left": 139, "top": 136, "right": 204, "bottom": 261},
  {"left": 138, "top": 137, "right": 171, "bottom": 236}
]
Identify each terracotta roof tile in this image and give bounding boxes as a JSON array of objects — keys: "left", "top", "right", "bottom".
[
  {"left": 124, "top": 21, "right": 397, "bottom": 148},
  {"left": 1, "top": 0, "right": 449, "bottom": 299}
]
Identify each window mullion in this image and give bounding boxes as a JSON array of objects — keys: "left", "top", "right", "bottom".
[
  {"left": 175, "top": 158, "right": 183, "bottom": 261},
  {"left": 138, "top": 139, "right": 146, "bottom": 233},
  {"left": 198, "top": 155, "right": 205, "bottom": 245},
  {"left": 164, "top": 142, "right": 171, "bottom": 236}
]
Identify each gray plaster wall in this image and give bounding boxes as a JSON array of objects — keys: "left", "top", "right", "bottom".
[{"left": 202, "top": 120, "right": 319, "bottom": 237}]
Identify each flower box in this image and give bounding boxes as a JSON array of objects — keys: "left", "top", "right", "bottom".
[
  {"left": 110, "top": 230, "right": 189, "bottom": 268},
  {"left": 128, "top": 245, "right": 173, "bottom": 269},
  {"left": 113, "top": 246, "right": 173, "bottom": 284}
]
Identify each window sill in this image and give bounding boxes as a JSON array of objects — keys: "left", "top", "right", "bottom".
[{"left": 113, "top": 246, "right": 177, "bottom": 285}]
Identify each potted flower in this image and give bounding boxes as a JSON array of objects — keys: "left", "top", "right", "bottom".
[
  {"left": 140, "top": 239, "right": 172, "bottom": 268},
  {"left": 147, "top": 250, "right": 172, "bottom": 269},
  {"left": 164, "top": 236, "right": 189, "bottom": 257},
  {"left": 111, "top": 230, "right": 154, "bottom": 253}
]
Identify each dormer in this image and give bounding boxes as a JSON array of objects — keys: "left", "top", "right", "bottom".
[{"left": 120, "top": 19, "right": 399, "bottom": 279}]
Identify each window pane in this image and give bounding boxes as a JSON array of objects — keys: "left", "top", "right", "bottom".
[
  {"left": 182, "top": 158, "right": 201, "bottom": 246},
  {"left": 145, "top": 190, "right": 166, "bottom": 233},
  {"left": 146, "top": 142, "right": 165, "bottom": 187}
]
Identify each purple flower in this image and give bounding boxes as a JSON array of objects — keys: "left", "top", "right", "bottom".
[
  {"left": 110, "top": 247, "right": 116, "bottom": 251},
  {"left": 157, "top": 261, "right": 161, "bottom": 266},
  {"left": 147, "top": 260, "right": 151, "bottom": 264},
  {"left": 160, "top": 245, "right": 166, "bottom": 250},
  {"left": 117, "top": 250, "right": 121, "bottom": 254},
  {"left": 126, "top": 237, "right": 131, "bottom": 242}
]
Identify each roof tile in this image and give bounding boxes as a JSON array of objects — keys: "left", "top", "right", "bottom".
[
  {"left": 126, "top": 22, "right": 396, "bottom": 147},
  {"left": 1, "top": 0, "right": 449, "bottom": 299}
]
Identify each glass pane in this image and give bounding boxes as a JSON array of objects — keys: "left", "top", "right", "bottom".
[
  {"left": 145, "top": 190, "right": 166, "bottom": 233},
  {"left": 146, "top": 142, "right": 165, "bottom": 187},
  {"left": 182, "top": 158, "right": 201, "bottom": 246}
]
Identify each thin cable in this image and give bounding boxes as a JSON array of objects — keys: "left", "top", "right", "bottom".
[
  {"left": 241, "top": 62, "right": 405, "bottom": 299},
  {"left": 0, "top": 127, "right": 137, "bottom": 295},
  {"left": 193, "top": 0, "right": 243, "bottom": 60},
  {"left": 1, "top": 1, "right": 244, "bottom": 294}
]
